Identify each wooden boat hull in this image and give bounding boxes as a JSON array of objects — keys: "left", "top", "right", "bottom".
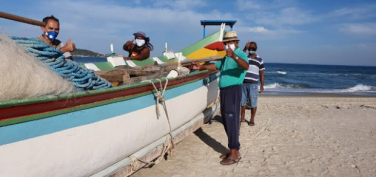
[{"left": 0, "top": 71, "right": 219, "bottom": 177}]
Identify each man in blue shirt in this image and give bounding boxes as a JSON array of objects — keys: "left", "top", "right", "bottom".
[{"left": 193, "top": 31, "right": 249, "bottom": 165}]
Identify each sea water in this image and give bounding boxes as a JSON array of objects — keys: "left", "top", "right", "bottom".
[{"left": 75, "top": 57, "right": 376, "bottom": 96}]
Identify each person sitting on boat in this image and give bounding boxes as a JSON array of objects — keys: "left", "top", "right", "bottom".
[
  {"left": 123, "top": 31, "right": 154, "bottom": 60},
  {"left": 35, "top": 15, "right": 76, "bottom": 60},
  {"left": 192, "top": 31, "right": 249, "bottom": 165}
]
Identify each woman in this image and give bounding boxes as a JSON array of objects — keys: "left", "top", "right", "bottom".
[{"left": 123, "top": 31, "right": 154, "bottom": 60}]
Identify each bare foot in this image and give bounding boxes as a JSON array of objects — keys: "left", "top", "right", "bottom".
[{"left": 248, "top": 122, "right": 255, "bottom": 126}]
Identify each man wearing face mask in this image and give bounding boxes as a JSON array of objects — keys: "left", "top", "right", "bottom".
[
  {"left": 123, "top": 31, "right": 154, "bottom": 60},
  {"left": 241, "top": 41, "right": 265, "bottom": 126},
  {"left": 35, "top": 15, "right": 76, "bottom": 60},
  {"left": 192, "top": 31, "right": 249, "bottom": 165}
]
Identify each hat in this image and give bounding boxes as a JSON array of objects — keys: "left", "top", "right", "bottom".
[
  {"left": 133, "top": 31, "right": 147, "bottom": 39},
  {"left": 222, "top": 31, "right": 240, "bottom": 42}
]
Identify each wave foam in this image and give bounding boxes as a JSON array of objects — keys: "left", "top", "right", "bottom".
[
  {"left": 346, "top": 84, "right": 372, "bottom": 92},
  {"left": 277, "top": 71, "right": 287, "bottom": 75}
]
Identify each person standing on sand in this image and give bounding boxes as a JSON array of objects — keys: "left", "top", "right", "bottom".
[
  {"left": 241, "top": 41, "right": 265, "bottom": 126},
  {"left": 35, "top": 15, "right": 76, "bottom": 60},
  {"left": 123, "top": 31, "right": 154, "bottom": 60},
  {"left": 193, "top": 31, "right": 249, "bottom": 165}
]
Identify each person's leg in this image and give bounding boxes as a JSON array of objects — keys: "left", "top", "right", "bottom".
[
  {"left": 249, "top": 107, "right": 257, "bottom": 126},
  {"left": 240, "top": 84, "right": 248, "bottom": 122},
  {"left": 220, "top": 85, "right": 241, "bottom": 165},
  {"left": 248, "top": 83, "right": 259, "bottom": 126},
  {"left": 240, "top": 106, "right": 246, "bottom": 122}
]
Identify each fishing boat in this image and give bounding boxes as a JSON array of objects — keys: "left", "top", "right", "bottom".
[{"left": 0, "top": 12, "right": 231, "bottom": 177}]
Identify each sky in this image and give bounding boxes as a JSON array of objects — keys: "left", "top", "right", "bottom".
[{"left": 1, "top": 0, "right": 376, "bottom": 66}]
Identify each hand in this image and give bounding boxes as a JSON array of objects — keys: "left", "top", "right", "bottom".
[
  {"left": 226, "top": 47, "right": 234, "bottom": 58},
  {"left": 245, "top": 41, "right": 251, "bottom": 50},
  {"left": 63, "top": 39, "right": 76, "bottom": 52},
  {"left": 191, "top": 62, "right": 200, "bottom": 70},
  {"left": 259, "top": 85, "right": 264, "bottom": 93}
]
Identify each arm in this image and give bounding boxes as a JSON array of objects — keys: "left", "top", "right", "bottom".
[
  {"left": 243, "top": 41, "right": 251, "bottom": 53},
  {"left": 259, "top": 70, "right": 265, "bottom": 93},
  {"left": 192, "top": 63, "right": 218, "bottom": 71},
  {"left": 122, "top": 40, "right": 134, "bottom": 52},
  {"left": 127, "top": 48, "right": 150, "bottom": 60},
  {"left": 60, "top": 39, "right": 76, "bottom": 53},
  {"left": 227, "top": 48, "right": 249, "bottom": 70}
]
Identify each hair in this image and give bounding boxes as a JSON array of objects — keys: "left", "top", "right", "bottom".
[
  {"left": 249, "top": 42, "right": 258, "bottom": 51},
  {"left": 42, "top": 15, "right": 60, "bottom": 26},
  {"left": 144, "top": 37, "right": 154, "bottom": 51}
]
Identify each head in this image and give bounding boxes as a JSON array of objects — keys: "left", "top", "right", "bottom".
[
  {"left": 41, "top": 15, "right": 60, "bottom": 42},
  {"left": 133, "top": 31, "right": 154, "bottom": 51},
  {"left": 248, "top": 42, "right": 258, "bottom": 57},
  {"left": 249, "top": 42, "right": 257, "bottom": 52},
  {"left": 222, "top": 31, "right": 240, "bottom": 50}
]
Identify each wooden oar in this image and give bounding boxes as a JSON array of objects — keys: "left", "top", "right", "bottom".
[{"left": 0, "top": 11, "right": 45, "bottom": 27}]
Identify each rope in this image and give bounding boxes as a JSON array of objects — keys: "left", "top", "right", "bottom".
[
  {"left": 128, "top": 135, "right": 172, "bottom": 175},
  {"left": 11, "top": 37, "right": 113, "bottom": 90},
  {"left": 143, "top": 78, "right": 175, "bottom": 151}
]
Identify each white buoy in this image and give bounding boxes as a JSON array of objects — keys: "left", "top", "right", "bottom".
[{"left": 110, "top": 44, "right": 114, "bottom": 53}]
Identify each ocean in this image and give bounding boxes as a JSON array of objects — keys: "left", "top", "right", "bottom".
[{"left": 75, "top": 57, "right": 376, "bottom": 96}]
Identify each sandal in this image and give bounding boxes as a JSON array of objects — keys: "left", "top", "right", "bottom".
[
  {"left": 220, "top": 157, "right": 241, "bottom": 165},
  {"left": 219, "top": 153, "right": 229, "bottom": 159},
  {"left": 248, "top": 122, "right": 255, "bottom": 126}
]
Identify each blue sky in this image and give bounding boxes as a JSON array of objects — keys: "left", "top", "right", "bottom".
[{"left": 1, "top": 0, "right": 376, "bottom": 66}]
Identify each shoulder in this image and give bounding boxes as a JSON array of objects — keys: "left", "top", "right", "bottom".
[
  {"left": 35, "top": 36, "right": 44, "bottom": 42},
  {"left": 235, "top": 48, "right": 247, "bottom": 60}
]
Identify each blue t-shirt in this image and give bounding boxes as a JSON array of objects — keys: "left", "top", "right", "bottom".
[{"left": 215, "top": 48, "right": 248, "bottom": 88}]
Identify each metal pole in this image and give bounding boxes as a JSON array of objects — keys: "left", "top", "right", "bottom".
[
  {"left": 0, "top": 11, "right": 45, "bottom": 27},
  {"left": 203, "top": 25, "right": 206, "bottom": 38}
]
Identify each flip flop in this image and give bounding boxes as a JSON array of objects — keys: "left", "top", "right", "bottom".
[
  {"left": 219, "top": 153, "right": 229, "bottom": 159},
  {"left": 220, "top": 157, "right": 241, "bottom": 165},
  {"left": 248, "top": 122, "right": 255, "bottom": 126}
]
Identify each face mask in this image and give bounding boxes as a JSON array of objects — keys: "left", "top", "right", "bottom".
[
  {"left": 135, "top": 39, "right": 145, "bottom": 47},
  {"left": 45, "top": 31, "right": 58, "bottom": 42},
  {"left": 224, "top": 44, "right": 236, "bottom": 51},
  {"left": 229, "top": 44, "right": 235, "bottom": 51},
  {"left": 249, "top": 51, "right": 256, "bottom": 55}
]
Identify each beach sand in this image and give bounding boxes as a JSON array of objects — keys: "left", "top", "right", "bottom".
[{"left": 131, "top": 95, "right": 376, "bottom": 177}]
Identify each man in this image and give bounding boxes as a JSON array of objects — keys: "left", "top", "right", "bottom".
[
  {"left": 123, "top": 31, "right": 154, "bottom": 60},
  {"left": 193, "top": 31, "right": 249, "bottom": 165},
  {"left": 35, "top": 15, "right": 76, "bottom": 60},
  {"left": 241, "top": 41, "right": 265, "bottom": 126}
]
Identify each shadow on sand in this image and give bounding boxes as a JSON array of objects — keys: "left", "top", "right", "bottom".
[{"left": 193, "top": 115, "right": 228, "bottom": 154}]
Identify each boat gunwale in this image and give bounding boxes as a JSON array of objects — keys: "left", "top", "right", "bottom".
[{"left": 0, "top": 70, "right": 218, "bottom": 127}]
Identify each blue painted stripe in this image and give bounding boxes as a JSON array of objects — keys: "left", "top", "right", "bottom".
[{"left": 0, "top": 76, "right": 217, "bottom": 145}]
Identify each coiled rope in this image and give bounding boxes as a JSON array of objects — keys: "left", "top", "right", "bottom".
[{"left": 11, "top": 37, "right": 113, "bottom": 90}]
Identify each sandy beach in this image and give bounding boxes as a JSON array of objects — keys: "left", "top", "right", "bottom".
[{"left": 130, "top": 95, "right": 376, "bottom": 177}]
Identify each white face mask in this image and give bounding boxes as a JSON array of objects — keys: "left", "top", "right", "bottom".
[
  {"left": 135, "top": 39, "right": 145, "bottom": 47},
  {"left": 249, "top": 51, "right": 256, "bottom": 55},
  {"left": 224, "top": 44, "right": 236, "bottom": 51}
]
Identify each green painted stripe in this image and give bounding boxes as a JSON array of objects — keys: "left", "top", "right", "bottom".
[
  {"left": 95, "top": 62, "right": 115, "bottom": 71},
  {"left": 180, "top": 31, "right": 222, "bottom": 57},
  {"left": 130, "top": 58, "right": 155, "bottom": 66}
]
